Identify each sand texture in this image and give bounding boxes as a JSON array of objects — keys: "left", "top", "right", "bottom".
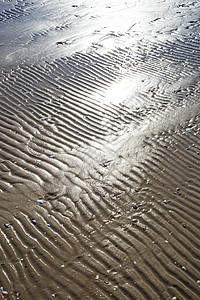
[{"left": 0, "top": 0, "right": 200, "bottom": 299}]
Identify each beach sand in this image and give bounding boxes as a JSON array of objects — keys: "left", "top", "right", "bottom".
[{"left": 0, "top": 0, "right": 200, "bottom": 299}]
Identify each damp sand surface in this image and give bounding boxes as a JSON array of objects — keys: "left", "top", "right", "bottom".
[{"left": 0, "top": 0, "right": 200, "bottom": 299}]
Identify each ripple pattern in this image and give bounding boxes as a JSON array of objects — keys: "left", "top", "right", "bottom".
[
  {"left": 0, "top": 0, "right": 30, "bottom": 23},
  {"left": 0, "top": 16, "right": 200, "bottom": 300}
]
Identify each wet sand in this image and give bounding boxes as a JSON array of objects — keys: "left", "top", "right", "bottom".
[{"left": 0, "top": 0, "right": 200, "bottom": 299}]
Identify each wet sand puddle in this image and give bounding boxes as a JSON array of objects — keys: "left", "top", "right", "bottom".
[{"left": 0, "top": 0, "right": 200, "bottom": 299}]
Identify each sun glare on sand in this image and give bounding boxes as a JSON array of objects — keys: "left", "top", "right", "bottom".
[{"left": 95, "top": 76, "right": 144, "bottom": 106}]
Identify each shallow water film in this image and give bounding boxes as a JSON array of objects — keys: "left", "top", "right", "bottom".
[{"left": 0, "top": 0, "right": 200, "bottom": 299}]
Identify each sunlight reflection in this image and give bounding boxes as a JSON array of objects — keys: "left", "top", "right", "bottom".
[{"left": 98, "top": 76, "right": 144, "bottom": 106}]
